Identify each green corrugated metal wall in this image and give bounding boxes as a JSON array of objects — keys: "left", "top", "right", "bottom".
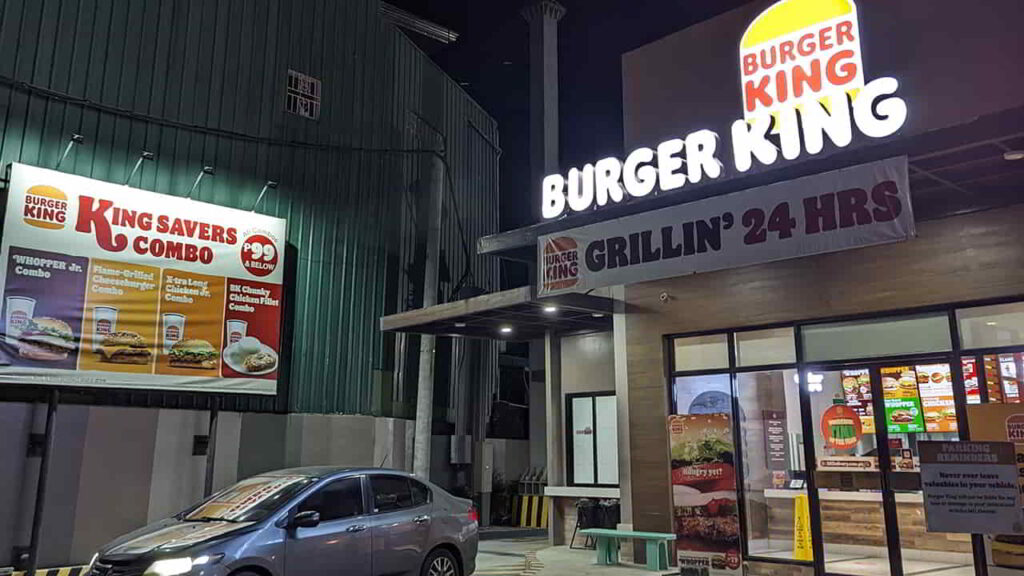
[{"left": 0, "top": 0, "right": 500, "bottom": 415}]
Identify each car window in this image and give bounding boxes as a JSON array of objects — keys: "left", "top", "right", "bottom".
[
  {"left": 371, "top": 476, "right": 415, "bottom": 512},
  {"left": 298, "top": 477, "right": 364, "bottom": 522},
  {"left": 410, "top": 479, "right": 431, "bottom": 506}
]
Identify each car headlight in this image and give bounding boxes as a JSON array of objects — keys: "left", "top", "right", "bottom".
[{"left": 143, "top": 554, "right": 224, "bottom": 576}]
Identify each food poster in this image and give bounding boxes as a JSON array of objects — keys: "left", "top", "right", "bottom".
[
  {"left": 0, "top": 247, "right": 88, "bottom": 369},
  {"left": 841, "top": 369, "right": 875, "bottom": 433},
  {"left": 669, "top": 414, "right": 742, "bottom": 575},
  {"left": 221, "top": 279, "right": 281, "bottom": 378},
  {"left": 155, "top": 270, "right": 225, "bottom": 377},
  {"left": 916, "top": 363, "right": 957, "bottom": 432},
  {"left": 0, "top": 162, "right": 286, "bottom": 394},
  {"left": 1000, "top": 355, "right": 1021, "bottom": 403},
  {"left": 78, "top": 259, "right": 160, "bottom": 373},
  {"left": 881, "top": 366, "right": 926, "bottom": 434},
  {"left": 966, "top": 404, "right": 1024, "bottom": 573},
  {"left": 963, "top": 358, "right": 981, "bottom": 404}
]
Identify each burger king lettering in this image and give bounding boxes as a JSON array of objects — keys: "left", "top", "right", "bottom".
[{"left": 541, "top": 0, "right": 907, "bottom": 220}]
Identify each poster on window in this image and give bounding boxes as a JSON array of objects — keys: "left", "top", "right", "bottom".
[
  {"left": 881, "top": 366, "right": 926, "bottom": 433},
  {"left": 0, "top": 163, "right": 286, "bottom": 395},
  {"left": 669, "top": 414, "right": 741, "bottom": 575}
]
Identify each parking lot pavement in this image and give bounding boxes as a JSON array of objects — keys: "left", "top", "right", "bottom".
[
  {"left": 474, "top": 537, "right": 548, "bottom": 575},
  {"left": 535, "top": 545, "right": 666, "bottom": 576}
]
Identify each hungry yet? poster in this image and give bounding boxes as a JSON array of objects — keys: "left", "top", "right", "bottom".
[
  {"left": 0, "top": 163, "right": 287, "bottom": 394},
  {"left": 669, "top": 413, "right": 742, "bottom": 575}
]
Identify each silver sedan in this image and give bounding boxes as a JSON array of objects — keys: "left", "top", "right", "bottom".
[{"left": 86, "top": 467, "right": 478, "bottom": 576}]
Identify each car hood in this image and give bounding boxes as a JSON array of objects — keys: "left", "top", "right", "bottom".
[{"left": 101, "top": 518, "right": 255, "bottom": 558}]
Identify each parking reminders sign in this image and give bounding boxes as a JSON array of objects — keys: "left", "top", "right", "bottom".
[{"left": 0, "top": 163, "right": 287, "bottom": 395}]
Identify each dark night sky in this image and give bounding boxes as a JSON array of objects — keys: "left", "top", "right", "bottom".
[{"left": 389, "top": 0, "right": 753, "bottom": 232}]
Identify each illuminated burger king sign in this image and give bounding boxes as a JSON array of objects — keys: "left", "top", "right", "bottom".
[{"left": 541, "top": 0, "right": 907, "bottom": 220}]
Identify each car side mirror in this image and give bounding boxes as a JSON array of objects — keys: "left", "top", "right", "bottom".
[{"left": 290, "top": 510, "right": 321, "bottom": 529}]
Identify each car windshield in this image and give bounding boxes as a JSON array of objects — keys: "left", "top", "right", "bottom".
[{"left": 184, "top": 475, "right": 315, "bottom": 523}]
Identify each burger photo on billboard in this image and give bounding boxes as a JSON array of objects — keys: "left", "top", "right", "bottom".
[
  {"left": 17, "top": 317, "right": 76, "bottom": 361},
  {"left": 97, "top": 331, "right": 152, "bottom": 365},
  {"left": 168, "top": 339, "right": 218, "bottom": 369}
]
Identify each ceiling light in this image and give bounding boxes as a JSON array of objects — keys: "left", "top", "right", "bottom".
[
  {"left": 454, "top": 322, "right": 466, "bottom": 328},
  {"left": 986, "top": 321, "right": 998, "bottom": 326},
  {"left": 543, "top": 305, "right": 558, "bottom": 313},
  {"left": 499, "top": 326, "right": 513, "bottom": 334},
  {"left": 1004, "top": 150, "right": 1024, "bottom": 161},
  {"left": 591, "top": 313, "right": 605, "bottom": 318}
]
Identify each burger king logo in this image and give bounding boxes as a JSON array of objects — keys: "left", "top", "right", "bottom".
[
  {"left": 22, "top": 185, "right": 68, "bottom": 230},
  {"left": 542, "top": 236, "right": 579, "bottom": 291},
  {"left": 740, "top": 0, "right": 864, "bottom": 124}
]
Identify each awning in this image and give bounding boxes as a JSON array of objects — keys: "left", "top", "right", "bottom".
[{"left": 379, "top": 285, "right": 613, "bottom": 340}]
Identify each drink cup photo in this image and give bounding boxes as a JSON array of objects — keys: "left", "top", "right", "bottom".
[
  {"left": 92, "top": 306, "right": 118, "bottom": 351},
  {"left": 162, "top": 313, "right": 185, "bottom": 353},
  {"left": 5, "top": 296, "right": 36, "bottom": 344},
  {"left": 226, "top": 320, "right": 247, "bottom": 345}
]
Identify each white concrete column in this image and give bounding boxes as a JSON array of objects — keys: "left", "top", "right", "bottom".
[
  {"left": 413, "top": 149, "right": 446, "bottom": 480},
  {"left": 544, "top": 330, "right": 564, "bottom": 543},
  {"left": 521, "top": 0, "right": 565, "bottom": 219}
]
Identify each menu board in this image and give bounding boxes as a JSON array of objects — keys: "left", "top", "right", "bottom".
[
  {"left": 962, "top": 358, "right": 981, "bottom": 404},
  {"left": 1000, "top": 354, "right": 1021, "bottom": 403},
  {"left": 916, "top": 363, "right": 957, "bottom": 433},
  {"left": 881, "top": 366, "right": 926, "bottom": 434},
  {"left": 762, "top": 410, "right": 788, "bottom": 471},
  {"left": 0, "top": 163, "right": 286, "bottom": 394},
  {"left": 841, "top": 369, "right": 875, "bottom": 433}
]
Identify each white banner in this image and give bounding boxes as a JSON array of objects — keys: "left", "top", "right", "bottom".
[
  {"left": 0, "top": 163, "right": 287, "bottom": 394},
  {"left": 538, "top": 157, "right": 913, "bottom": 296}
]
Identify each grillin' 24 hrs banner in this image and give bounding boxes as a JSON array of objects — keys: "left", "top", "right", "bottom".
[
  {"left": 0, "top": 163, "right": 287, "bottom": 395},
  {"left": 538, "top": 156, "right": 913, "bottom": 296}
]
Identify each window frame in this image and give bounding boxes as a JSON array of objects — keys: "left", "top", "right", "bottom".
[
  {"left": 664, "top": 294, "right": 1024, "bottom": 574},
  {"left": 565, "top": 391, "right": 619, "bottom": 488},
  {"left": 369, "top": 474, "right": 425, "bottom": 514},
  {"left": 295, "top": 475, "right": 368, "bottom": 524}
]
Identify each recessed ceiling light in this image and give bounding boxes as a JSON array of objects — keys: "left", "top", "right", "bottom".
[
  {"left": 1004, "top": 150, "right": 1024, "bottom": 161},
  {"left": 454, "top": 322, "right": 466, "bottom": 328},
  {"left": 543, "top": 305, "right": 558, "bottom": 313},
  {"left": 499, "top": 326, "right": 513, "bottom": 334},
  {"left": 986, "top": 321, "right": 998, "bottom": 326},
  {"left": 591, "top": 313, "right": 605, "bottom": 318}
]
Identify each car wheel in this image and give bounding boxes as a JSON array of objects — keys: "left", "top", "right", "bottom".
[{"left": 422, "top": 548, "right": 459, "bottom": 576}]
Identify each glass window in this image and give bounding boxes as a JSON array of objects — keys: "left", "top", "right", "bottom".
[
  {"left": 567, "top": 393, "right": 618, "bottom": 486},
  {"left": 185, "top": 475, "right": 315, "bottom": 522},
  {"left": 958, "top": 302, "right": 1024, "bottom": 349},
  {"left": 735, "top": 327, "right": 796, "bottom": 367},
  {"left": 736, "top": 370, "right": 809, "bottom": 560},
  {"left": 673, "top": 334, "right": 729, "bottom": 372},
  {"left": 673, "top": 373, "right": 732, "bottom": 415},
  {"left": 410, "top": 479, "right": 431, "bottom": 506},
  {"left": 299, "top": 477, "right": 364, "bottom": 521},
  {"left": 802, "top": 313, "right": 951, "bottom": 362},
  {"left": 371, "top": 476, "right": 414, "bottom": 512}
]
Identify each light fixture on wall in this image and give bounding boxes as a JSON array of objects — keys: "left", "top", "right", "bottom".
[
  {"left": 54, "top": 133, "right": 84, "bottom": 171},
  {"left": 123, "top": 151, "right": 155, "bottom": 186},
  {"left": 185, "top": 166, "right": 215, "bottom": 199},
  {"left": 251, "top": 180, "right": 279, "bottom": 212}
]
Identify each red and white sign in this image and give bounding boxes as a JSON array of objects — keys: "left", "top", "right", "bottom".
[
  {"left": 537, "top": 156, "right": 913, "bottom": 296},
  {"left": 0, "top": 163, "right": 287, "bottom": 395}
]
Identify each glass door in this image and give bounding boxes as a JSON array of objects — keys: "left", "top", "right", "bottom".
[
  {"left": 807, "top": 367, "right": 892, "bottom": 576},
  {"left": 805, "top": 362, "right": 975, "bottom": 576}
]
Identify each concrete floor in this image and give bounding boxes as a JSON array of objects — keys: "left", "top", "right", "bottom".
[
  {"left": 534, "top": 546, "right": 658, "bottom": 576},
  {"left": 474, "top": 537, "right": 549, "bottom": 575}
]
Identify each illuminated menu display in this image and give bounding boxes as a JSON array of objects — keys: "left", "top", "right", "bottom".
[
  {"left": 915, "top": 363, "right": 957, "bottom": 433},
  {"left": 881, "top": 366, "right": 926, "bottom": 434},
  {"left": 841, "top": 369, "right": 875, "bottom": 433}
]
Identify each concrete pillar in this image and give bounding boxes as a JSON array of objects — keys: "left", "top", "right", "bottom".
[
  {"left": 612, "top": 286, "right": 635, "bottom": 561},
  {"left": 413, "top": 149, "right": 446, "bottom": 479},
  {"left": 521, "top": 0, "right": 565, "bottom": 219},
  {"left": 544, "top": 330, "right": 564, "bottom": 544}
]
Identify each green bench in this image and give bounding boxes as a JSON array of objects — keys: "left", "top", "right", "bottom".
[{"left": 579, "top": 528, "right": 676, "bottom": 572}]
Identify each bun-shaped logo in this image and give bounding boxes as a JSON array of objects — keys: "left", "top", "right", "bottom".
[
  {"left": 542, "top": 236, "right": 579, "bottom": 291},
  {"left": 23, "top": 185, "right": 69, "bottom": 230},
  {"left": 740, "top": 0, "right": 864, "bottom": 123}
]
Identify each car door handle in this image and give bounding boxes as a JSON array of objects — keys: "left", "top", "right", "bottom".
[
  {"left": 347, "top": 524, "right": 368, "bottom": 532},
  {"left": 413, "top": 515, "right": 431, "bottom": 524}
]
